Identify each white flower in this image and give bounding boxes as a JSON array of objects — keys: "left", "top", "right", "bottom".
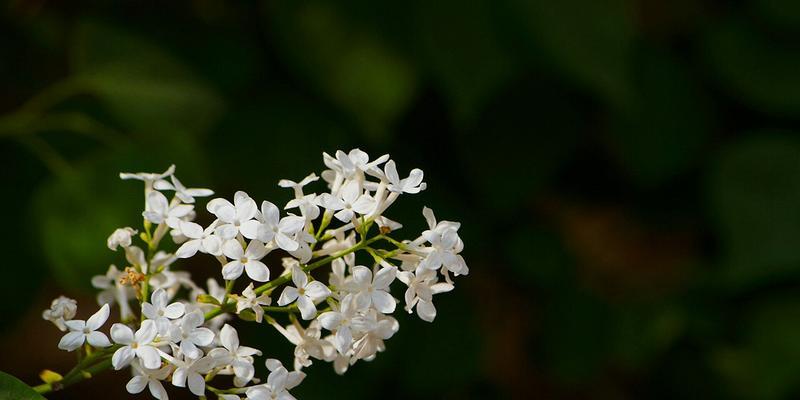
[
  {"left": 107, "top": 227, "right": 137, "bottom": 251},
  {"left": 222, "top": 239, "right": 271, "bottom": 282},
  {"left": 208, "top": 324, "right": 261, "bottom": 387},
  {"left": 323, "top": 149, "right": 388, "bottom": 179},
  {"left": 278, "top": 173, "right": 319, "bottom": 198},
  {"left": 142, "top": 191, "right": 194, "bottom": 227},
  {"left": 318, "top": 295, "right": 358, "bottom": 354},
  {"left": 264, "top": 359, "right": 305, "bottom": 390},
  {"left": 245, "top": 360, "right": 304, "bottom": 400},
  {"left": 42, "top": 296, "right": 77, "bottom": 331},
  {"left": 234, "top": 284, "right": 271, "bottom": 323},
  {"left": 285, "top": 194, "right": 320, "bottom": 221},
  {"left": 271, "top": 320, "right": 332, "bottom": 370},
  {"left": 277, "top": 266, "right": 332, "bottom": 320},
  {"left": 154, "top": 174, "right": 213, "bottom": 204},
  {"left": 383, "top": 160, "right": 426, "bottom": 194},
  {"left": 241, "top": 201, "right": 305, "bottom": 251},
  {"left": 347, "top": 265, "right": 397, "bottom": 313},
  {"left": 111, "top": 319, "right": 161, "bottom": 370},
  {"left": 397, "top": 266, "right": 453, "bottom": 322},
  {"left": 126, "top": 363, "right": 172, "bottom": 400},
  {"left": 142, "top": 288, "right": 185, "bottom": 334},
  {"left": 172, "top": 355, "right": 216, "bottom": 396},
  {"left": 92, "top": 265, "right": 135, "bottom": 320},
  {"left": 418, "top": 207, "right": 468, "bottom": 276},
  {"left": 58, "top": 304, "right": 111, "bottom": 351},
  {"left": 317, "top": 180, "right": 376, "bottom": 222},
  {"left": 175, "top": 220, "right": 222, "bottom": 258},
  {"left": 207, "top": 191, "right": 258, "bottom": 240},
  {"left": 169, "top": 310, "right": 214, "bottom": 359},
  {"left": 351, "top": 310, "right": 398, "bottom": 362},
  {"left": 119, "top": 165, "right": 175, "bottom": 186}
]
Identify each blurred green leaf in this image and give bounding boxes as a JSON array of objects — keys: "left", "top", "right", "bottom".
[
  {"left": 411, "top": 0, "right": 517, "bottom": 123},
  {"left": 32, "top": 143, "right": 204, "bottom": 291},
  {"left": 506, "top": 0, "right": 635, "bottom": 108},
  {"left": 71, "top": 20, "right": 224, "bottom": 134},
  {"left": 702, "top": 17, "right": 800, "bottom": 117},
  {"left": 713, "top": 296, "right": 800, "bottom": 399},
  {"left": 708, "top": 133, "right": 800, "bottom": 289},
  {"left": 267, "top": 2, "right": 417, "bottom": 141},
  {"left": 0, "top": 371, "right": 45, "bottom": 400},
  {"left": 608, "top": 49, "right": 712, "bottom": 186}
]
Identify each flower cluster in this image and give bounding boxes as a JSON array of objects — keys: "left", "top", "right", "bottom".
[{"left": 41, "top": 149, "right": 468, "bottom": 399}]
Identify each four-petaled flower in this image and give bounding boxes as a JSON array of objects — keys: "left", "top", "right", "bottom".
[
  {"left": 278, "top": 266, "right": 332, "bottom": 320},
  {"left": 141, "top": 288, "right": 185, "bottom": 335},
  {"left": 222, "top": 239, "right": 271, "bottom": 282},
  {"left": 154, "top": 174, "right": 213, "bottom": 204},
  {"left": 111, "top": 319, "right": 162, "bottom": 370},
  {"left": 317, "top": 180, "right": 376, "bottom": 223},
  {"left": 169, "top": 310, "right": 214, "bottom": 359},
  {"left": 207, "top": 191, "right": 258, "bottom": 240},
  {"left": 241, "top": 200, "right": 305, "bottom": 251},
  {"left": 347, "top": 265, "right": 397, "bottom": 313},
  {"left": 58, "top": 304, "right": 111, "bottom": 351},
  {"left": 234, "top": 283, "right": 272, "bottom": 323}
]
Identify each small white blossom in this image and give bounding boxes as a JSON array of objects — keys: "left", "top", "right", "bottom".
[
  {"left": 383, "top": 160, "right": 426, "bottom": 194},
  {"left": 171, "top": 355, "right": 216, "bottom": 396},
  {"left": 169, "top": 310, "right": 214, "bottom": 359},
  {"left": 111, "top": 319, "right": 161, "bottom": 370},
  {"left": 317, "top": 180, "right": 376, "bottom": 223},
  {"left": 175, "top": 220, "right": 222, "bottom": 258},
  {"left": 153, "top": 174, "right": 213, "bottom": 204},
  {"left": 277, "top": 266, "right": 331, "bottom": 320},
  {"left": 42, "top": 296, "right": 77, "bottom": 331},
  {"left": 142, "top": 191, "right": 194, "bottom": 227},
  {"left": 241, "top": 201, "right": 305, "bottom": 251},
  {"left": 318, "top": 295, "right": 358, "bottom": 354},
  {"left": 207, "top": 191, "right": 258, "bottom": 240},
  {"left": 126, "top": 363, "right": 172, "bottom": 400},
  {"left": 397, "top": 266, "right": 453, "bottom": 322},
  {"left": 58, "top": 304, "right": 111, "bottom": 351},
  {"left": 347, "top": 265, "right": 397, "bottom": 313},
  {"left": 209, "top": 324, "right": 261, "bottom": 387},
  {"left": 142, "top": 288, "right": 185, "bottom": 334},
  {"left": 119, "top": 165, "right": 175, "bottom": 187},
  {"left": 234, "top": 284, "right": 272, "bottom": 323},
  {"left": 107, "top": 227, "right": 137, "bottom": 251},
  {"left": 222, "top": 239, "right": 270, "bottom": 282}
]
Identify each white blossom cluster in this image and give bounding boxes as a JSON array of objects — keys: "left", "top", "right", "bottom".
[{"left": 41, "top": 149, "right": 468, "bottom": 399}]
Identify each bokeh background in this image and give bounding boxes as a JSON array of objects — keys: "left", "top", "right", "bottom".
[{"left": 2, "top": 0, "right": 800, "bottom": 399}]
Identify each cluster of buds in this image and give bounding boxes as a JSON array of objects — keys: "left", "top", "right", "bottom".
[{"left": 41, "top": 149, "right": 468, "bottom": 399}]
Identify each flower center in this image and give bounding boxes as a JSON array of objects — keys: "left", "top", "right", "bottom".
[
  {"left": 241, "top": 257, "right": 249, "bottom": 264},
  {"left": 132, "top": 342, "right": 139, "bottom": 349},
  {"left": 298, "top": 288, "right": 306, "bottom": 296},
  {"left": 82, "top": 327, "right": 91, "bottom": 334}
]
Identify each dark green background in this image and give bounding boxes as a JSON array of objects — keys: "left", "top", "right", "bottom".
[{"left": 2, "top": 0, "right": 800, "bottom": 399}]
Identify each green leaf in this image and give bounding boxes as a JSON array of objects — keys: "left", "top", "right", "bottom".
[
  {"left": 702, "top": 16, "right": 800, "bottom": 117},
  {"left": 708, "top": 133, "right": 800, "bottom": 289},
  {"left": 266, "top": 2, "right": 417, "bottom": 141},
  {"left": 411, "top": 0, "right": 517, "bottom": 123},
  {"left": 71, "top": 19, "right": 224, "bottom": 135},
  {"left": 32, "top": 144, "right": 203, "bottom": 291},
  {"left": 0, "top": 371, "right": 46, "bottom": 400}
]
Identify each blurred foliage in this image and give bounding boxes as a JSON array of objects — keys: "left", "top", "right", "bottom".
[{"left": 0, "top": 0, "right": 799, "bottom": 399}]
